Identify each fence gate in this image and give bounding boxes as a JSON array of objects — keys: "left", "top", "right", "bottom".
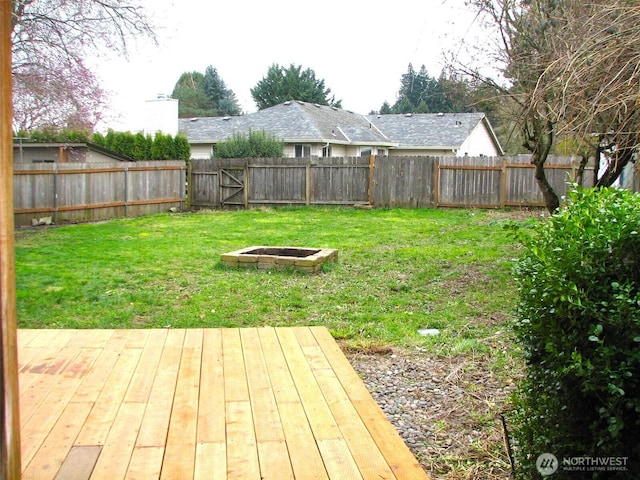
[{"left": 220, "top": 168, "right": 246, "bottom": 207}]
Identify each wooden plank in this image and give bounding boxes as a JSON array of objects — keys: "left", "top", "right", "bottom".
[
  {"left": 313, "top": 367, "right": 397, "bottom": 480},
  {"left": 125, "top": 446, "right": 164, "bottom": 480},
  {"left": 22, "top": 401, "right": 93, "bottom": 480},
  {"left": 277, "top": 328, "right": 364, "bottom": 478},
  {"left": 160, "top": 329, "right": 202, "bottom": 480},
  {"left": 225, "top": 401, "right": 261, "bottom": 480},
  {"left": 194, "top": 442, "right": 226, "bottom": 480},
  {"left": 16, "top": 329, "right": 39, "bottom": 344},
  {"left": 257, "top": 328, "right": 300, "bottom": 403},
  {"left": 72, "top": 330, "right": 130, "bottom": 404},
  {"left": 296, "top": 327, "right": 397, "bottom": 479},
  {"left": 90, "top": 402, "right": 146, "bottom": 480},
  {"left": 75, "top": 343, "right": 143, "bottom": 445},
  {"left": 240, "top": 329, "right": 294, "bottom": 480},
  {"left": 20, "top": 343, "right": 94, "bottom": 467},
  {"left": 222, "top": 328, "right": 260, "bottom": 479},
  {"left": 257, "top": 440, "right": 295, "bottom": 480},
  {"left": 221, "top": 328, "right": 249, "bottom": 402},
  {"left": 196, "top": 329, "right": 225, "bottom": 444},
  {"left": 316, "top": 439, "right": 364, "bottom": 480},
  {"left": 135, "top": 330, "right": 183, "bottom": 448},
  {"left": 258, "top": 328, "right": 329, "bottom": 480},
  {"left": 19, "top": 331, "right": 84, "bottom": 426},
  {"left": 124, "top": 329, "right": 166, "bottom": 403},
  {"left": 311, "top": 327, "right": 431, "bottom": 480},
  {"left": 240, "top": 329, "right": 286, "bottom": 442},
  {"left": 276, "top": 328, "right": 342, "bottom": 440},
  {"left": 53, "top": 446, "right": 102, "bottom": 480}
]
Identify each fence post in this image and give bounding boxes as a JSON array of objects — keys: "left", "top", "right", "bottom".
[
  {"left": 124, "top": 166, "right": 129, "bottom": 217},
  {"left": 53, "top": 162, "right": 58, "bottom": 223},
  {"left": 244, "top": 163, "right": 249, "bottom": 209},
  {"left": 306, "top": 160, "right": 311, "bottom": 206},
  {"left": 181, "top": 163, "right": 187, "bottom": 211},
  {"left": 501, "top": 157, "right": 507, "bottom": 208},
  {"left": 433, "top": 157, "right": 440, "bottom": 207},
  {"left": 0, "top": 1, "right": 22, "bottom": 476},
  {"left": 368, "top": 155, "right": 375, "bottom": 206}
]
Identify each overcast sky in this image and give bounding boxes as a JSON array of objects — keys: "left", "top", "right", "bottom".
[{"left": 92, "top": 0, "right": 482, "bottom": 132}]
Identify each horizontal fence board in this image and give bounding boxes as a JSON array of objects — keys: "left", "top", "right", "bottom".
[{"left": 13, "top": 161, "right": 185, "bottom": 226}]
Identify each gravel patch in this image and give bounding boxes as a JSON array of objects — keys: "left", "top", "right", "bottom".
[{"left": 345, "top": 346, "right": 519, "bottom": 480}]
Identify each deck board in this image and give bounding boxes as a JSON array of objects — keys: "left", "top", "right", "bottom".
[{"left": 18, "top": 327, "right": 430, "bottom": 480}]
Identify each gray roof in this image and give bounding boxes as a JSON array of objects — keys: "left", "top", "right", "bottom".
[
  {"left": 179, "top": 102, "right": 502, "bottom": 154},
  {"left": 366, "top": 112, "right": 494, "bottom": 149},
  {"left": 179, "top": 100, "right": 392, "bottom": 145}
]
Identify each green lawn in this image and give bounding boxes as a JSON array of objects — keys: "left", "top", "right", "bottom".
[{"left": 15, "top": 207, "right": 528, "bottom": 355}]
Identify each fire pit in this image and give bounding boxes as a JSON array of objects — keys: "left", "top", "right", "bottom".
[{"left": 221, "top": 246, "right": 338, "bottom": 273}]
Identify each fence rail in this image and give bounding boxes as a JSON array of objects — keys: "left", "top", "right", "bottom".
[
  {"left": 13, "top": 161, "right": 186, "bottom": 226},
  {"left": 190, "top": 155, "right": 617, "bottom": 210}
]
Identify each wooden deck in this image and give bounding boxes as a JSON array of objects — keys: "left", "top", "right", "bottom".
[{"left": 17, "top": 327, "right": 430, "bottom": 480}]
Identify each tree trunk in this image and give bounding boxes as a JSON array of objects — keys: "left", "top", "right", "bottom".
[
  {"left": 534, "top": 158, "right": 560, "bottom": 212},
  {"left": 575, "top": 154, "right": 589, "bottom": 187},
  {"left": 525, "top": 115, "right": 560, "bottom": 214}
]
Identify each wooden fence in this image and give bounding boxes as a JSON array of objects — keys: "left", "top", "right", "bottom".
[
  {"left": 13, "top": 161, "right": 186, "bottom": 227},
  {"left": 190, "top": 155, "right": 604, "bottom": 210}
]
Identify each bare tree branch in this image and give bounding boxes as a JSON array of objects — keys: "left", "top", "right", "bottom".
[{"left": 11, "top": 0, "right": 156, "bottom": 130}]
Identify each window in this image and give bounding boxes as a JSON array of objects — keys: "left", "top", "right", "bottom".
[
  {"left": 360, "top": 146, "right": 372, "bottom": 157},
  {"left": 378, "top": 148, "right": 387, "bottom": 156},
  {"left": 321, "top": 145, "right": 332, "bottom": 157},
  {"left": 294, "top": 144, "right": 311, "bottom": 158}
]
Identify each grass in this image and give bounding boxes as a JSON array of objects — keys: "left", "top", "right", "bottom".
[{"left": 15, "top": 206, "right": 526, "bottom": 354}]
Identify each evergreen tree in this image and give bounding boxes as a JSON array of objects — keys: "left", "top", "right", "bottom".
[
  {"left": 151, "top": 132, "right": 176, "bottom": 160},
  {"left": 171, "top": 72, "right": 215, "bottom": 118},
  {"left": 92, "top": 131, "right": 106, "bottom": 147},
  {"left": 202, "top": 66, "right": 240, "bottom": 116},
  {"left": 379, "top": 101, "right": 393, "bottom": 114},
  {"left": 172, "top": 68, "right": 240, "bottom": 118},
  {"left": 251, "top": 63, "right": 342, "bottom": 110},
  {"left": 173, "top": 135, "right": 191, "bottom": 161},
  {"left": 132, "top": 132, "right": 152, "bottom": 160},
  {"left": 217, "top": 95, "right": 241, "bottom": 117}
]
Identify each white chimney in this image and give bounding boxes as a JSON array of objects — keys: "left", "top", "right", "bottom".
[{"left": 143, "top": 96, "right": 179, "bottom": 136}]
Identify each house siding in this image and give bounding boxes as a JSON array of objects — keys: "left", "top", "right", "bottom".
[
  {"left": 191, "top": 144, "right": 213, "bottom": 160},
  {"left": 457, "top": 123, "right": 500, "bottom": 157}
]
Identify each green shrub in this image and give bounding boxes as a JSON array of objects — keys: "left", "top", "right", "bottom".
[
  {"left": 214, "top": 129, "right": 284, "bottom": 158},
  {"left": 173, "top": 134, "right": 191, "bottom": 161},
  {"left": 23, "top": 128, "right": 188, "bottom": 161},
  {"left": 131, "top": 132, "right": 152, "bottom": 160},
  {"left": 510, "top": 187, "right": 640, "bottom": 479},
  {"left": 150, "top": 132, "right": 176, "bottom": 160}
]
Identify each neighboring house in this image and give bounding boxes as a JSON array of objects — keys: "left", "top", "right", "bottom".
[
  {"left": 180, "top": 100, "right": 395, "bottom": 160},
  {"left": 178, "top": 100, "right": 504, "bottom": 159},
  {"left": 366, "top": 112, "right": 504, "bottom": 157},
  {"left": 13, "top": 141, "right": 133, "bottom": 163}
]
